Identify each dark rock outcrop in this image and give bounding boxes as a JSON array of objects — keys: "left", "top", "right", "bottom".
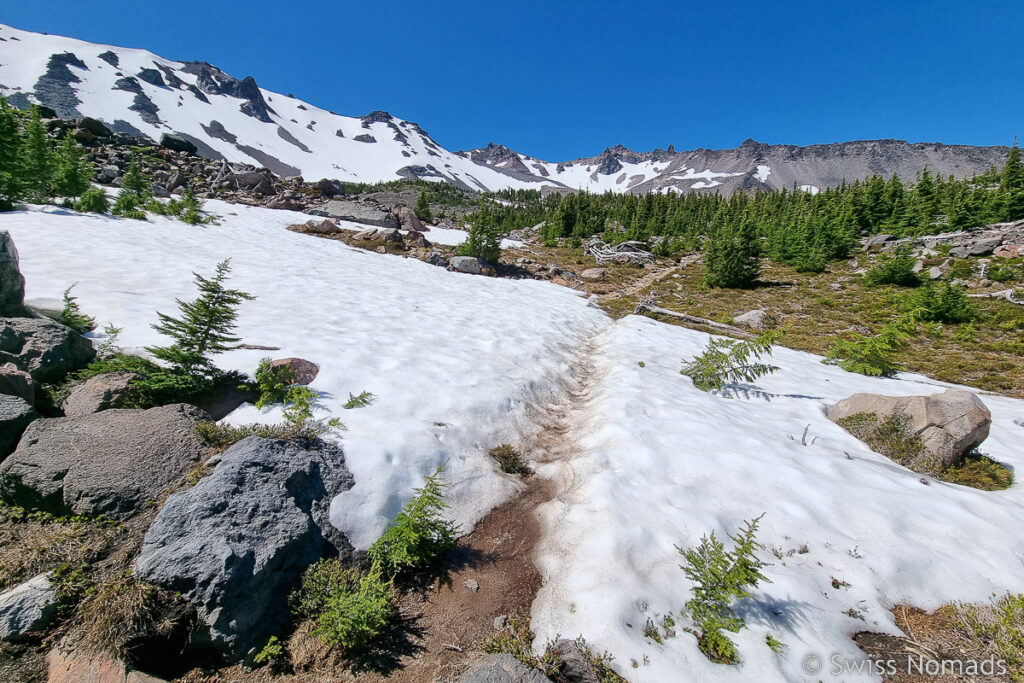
[
  {"left": 159, "top": 133, "right": 197, "bottom": 155},
  {"left": 456, "top": 654, "right": 552, "bottom": 682},
  {"left": 61, "top": 371, "right": 136, "bottom": 418},
  {"left": 134, "top": 437, "right": 354, "bottom": 659}
]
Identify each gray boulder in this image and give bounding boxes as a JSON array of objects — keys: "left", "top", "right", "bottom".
[
  {"left": 0, "top": 363, "right": 35, "bottom": 404},
  {"left": 0, "top": 404, "right": 209, "bottom": 518},
  {"left": 425, "top": 251, "right": 449, "bottom": 268},
  {"left": 0, "top": 232, "right": 25, "bottom": 316},
  {"left": 310, "top": 200, "right": 398, "bottom": 228},
  {"left": 734, "top": 309, "right": 769, "bottom": 331},
  {"left": 378, "top": 228, "right": 403, "bottom": 243},
  {"left": 61, "top": 371, "right": 136, "bottom": 418},
  {"left": 0, "top": 573, "right": 57, "bottom": 641},
  {"left": 134, "top": 437, "right": 354, "bottom": 660},
  {"left": 457, "top": 654, "right": 552, "bottom": 683},
  {"left": 268, "top": 357, "right": 318, "bottom": 385},
  {"left": 0, "top": 394, "right": 37, "bottom": 456},
  {"left": 0, "top": 317, "right": 95, "bottom": 383},
  {"left": 829, "top": 389, "right": 991, "bottom": 468},
  {"left": 450, "top": 256, "right": 488, "bottom": 274},
  {"left": 549, "top": 639, "right": 601, "bottom": 683},
  {"left": 312, "top": 178, "right": 345, "bottom": 197}
]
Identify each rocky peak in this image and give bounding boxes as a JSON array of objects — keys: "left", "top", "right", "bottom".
[{"left": 181, "top": 61, "right": 276, "bottom": 123}]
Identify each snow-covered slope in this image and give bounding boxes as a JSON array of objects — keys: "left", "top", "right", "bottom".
[
  {"left": 0, "top": 201, "right": 608, "bottom": 546},
  {"left": 534, "top": 315, "right": 1024, "bottom": 682},
  {"left": 2, "top": 200, "right": 1023, "bottom": 681},
  {"left": 0, "top": 24, "right": 542, "bottom": 191},
  {"left": 0, "top": 24, "right": 1009, "bottom": 196}
]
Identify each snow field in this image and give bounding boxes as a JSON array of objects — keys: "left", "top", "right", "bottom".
[{"left": 533, "top": 315, "right": 1024, "bottom": 682}]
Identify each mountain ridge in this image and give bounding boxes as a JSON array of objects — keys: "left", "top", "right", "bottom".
[{"left": 0, "top": 23, "right": 1011, "bottom": 194}]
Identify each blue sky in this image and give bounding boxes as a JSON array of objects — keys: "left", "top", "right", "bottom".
[{"left": 4, "top": 0, "right": 1022, "bottom": 159}]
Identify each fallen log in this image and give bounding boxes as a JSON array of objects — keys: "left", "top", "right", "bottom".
[{"left": 634, "top": 302, "right": 753, "bottom": 338}]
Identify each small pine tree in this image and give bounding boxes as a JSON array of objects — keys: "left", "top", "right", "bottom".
[
  {"left": 51, "top": 132, "right": 92, "bottom": 199},
  {"left": 681, "top": 329, "right": 786, "bottom": 393},
  {"left": 146, "top": 259, "right": 254, "bottom": 380},
  {"left": 21, "top": 106, "right": 53, "bottom": 202},
  {"left": 678, "top": 515, "right": 769, "bottom": 664},
  {"left": 179, "top": 185, "right": 205, "bottom": 224},
  {"left": 113, "top": 153, "right": 152, "bottom": 219},
  {"left": 414, "top": 191, "right": 433, "bottom": 223},
  {"left": 1001, "top": 142, "right": 1024, "bottom": 221},
  {"left": 75, "top": 186, "right": 110, "bottom": 213},
  {"left": 0, "top": 99, "right": 23, "bottom": 211},
  {"left": 59, "top": 283, "right": 95, "bottom": 333},
  {"left": 703, "top": 218, "right": 760, "bottom": 289},
  {"left": 366, "top": 465, "right": 460, "bottom": 577},
  {"left": 457, "top": 213, "right": 502, "bottom": 264}
]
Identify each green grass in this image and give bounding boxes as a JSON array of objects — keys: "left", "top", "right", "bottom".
[{"left": 488, "top": 444, "right": 531, "bottom": 475}]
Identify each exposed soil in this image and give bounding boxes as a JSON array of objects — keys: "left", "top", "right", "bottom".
[{"left": 854, "top": 605, "right": 1012, "bottom": 682}]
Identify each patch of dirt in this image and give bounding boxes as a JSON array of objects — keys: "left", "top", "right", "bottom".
[{"left": 854, "top": 605, "right": 1012, "bottom": 682}]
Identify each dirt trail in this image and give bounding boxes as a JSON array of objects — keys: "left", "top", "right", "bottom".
[
  {"left": 253, "top": 335, "right": 607, "bottom": 683},
  {"left": 597, "top": 264, "right": 679, "bottom": 305}
]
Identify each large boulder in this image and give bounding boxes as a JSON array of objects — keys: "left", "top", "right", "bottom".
[
  {"left": 450, "top": 256, "right": 488, "bottom": 274},
  {"left": 0, "top": 363, "right": 35, "bottom": 404},
  {"left": 734, "top": 309, "right": 769, "bottom": 331},
  {"left": 0, "top": 404, "right": 210, "bottom": 518},
  {"left": 456, "top": 654, "right": 552, "bottom": 683},
  {"left": 159, "top": 133, "right": 197, "bottom": 155},
  {"left": 312, "top": 178, "right": 345, "bottom": 197},
  {"left": 309, "top": 200, "right": 398, "bottom": 228},
  {"left": 0, "top": 317, "right": 95, "bottom": 383},
  {"left": 829, "top": 389, "right": 991, "bottom": 468},
  {"left": 61, "top": 371, "right": 137, "bottom": 418},
  {"left": 0, "top": 232, "right": 25, "bottom": 316},
  {"left": 0, "top": 573, "right": 57, "bottom": 641},
  {"left": 133, "top": 437, "right": 354, "bottom": 660},
  {"left": 0, "top": 394, "right": 37, "bottom": 456},
  {"left": 392, "top": 204, "right": 424, "bottom": 232}
]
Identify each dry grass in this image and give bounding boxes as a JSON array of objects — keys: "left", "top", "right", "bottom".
[
  {"left": 71, "top": 575, "right": 194, "bottom": 661},
  {"left": 594, "top": 255, "right": 1024, "bottom": 396}
]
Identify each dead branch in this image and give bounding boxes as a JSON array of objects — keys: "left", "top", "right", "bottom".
[
  {"left": 584, "top": 238, "right": 655, "bottom": 265},
  {"left": 967, "top": 288, "right": 1024, "bottom": 305}
]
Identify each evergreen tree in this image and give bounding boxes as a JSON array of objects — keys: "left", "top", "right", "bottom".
[
  {"left": 0, "top": 99, "right": 22, "bottom": 211},
  {"left": 112, "top": 153, "right": 151, "bottom": 219},
  {"left": 703, "top": 211, "right": 760, "bottom": 288},
  {"left": 51, "top": 131, "right": 91, "bottom": 199},
  {"left": 146, "top": 259, "right": 254, "bottom": 380},
  {"left": 21, "top": 106, "right": 53, "bottom": 202},
  {"left": 414, "top": 191, "right": 433, "bottom": 223},
  {"left": 1000, "top": 142, "right": 1024, "bottom": 221}
]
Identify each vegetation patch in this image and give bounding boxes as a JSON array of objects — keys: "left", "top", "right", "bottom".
[
  {"left": 836, "top": 413, "right": 1012, "bottom": 488},
  {"left": 681, "top": 330, "right": 785, "bottom": 392},
  {"left": 488, "top": 444, "right": 531, "bottom": 475}
]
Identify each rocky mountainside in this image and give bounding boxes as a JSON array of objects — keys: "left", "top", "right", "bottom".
[{"left": 0, "top": 24, "right": 1010, "bottom": 195}]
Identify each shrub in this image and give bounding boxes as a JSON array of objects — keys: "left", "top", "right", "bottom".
[
  {"left": 59, "top": 283, "right": 95, "bottom": 333},
  {"left": 74, "top": 186, "right": 110, "bottom": 213},
  {"left": 836, "top": 413, "right": 937, "bottom": 474},
  {"left": 198, "top": 384, "right": 342, "bottom": 449},
  {"left": 290, "top": 560, "right": 395, "bottom": 651},
  {"left": 904, "top": 282, "right": 977, "bottom": 324},
  {"left": 252, "top": 635, "right": 284, "bottom": 667},
  {"left": 480, "top": 616, "right": 562, "bottom": 676},
  {"left": 366, "top": 465, "right": 459, "bottom": 578},
  {"left": 111, "top": 192, "right": 146, "bottom": 220},
  {"left": 677, "top": 515, "right": 769, "bottom": 664},
  {"left": 825, "top": 313, "right": 918, "bottom": 376},
  {"left": 488, "top": 444, "right": 530, "bottom": 475},
  {"left": 954, "top": 593, "right": 1024, "bottom": 679},
  {"left": 944, "top": 452, "right": 1013, "bottom": 491},
  {"left": 681, "top": 329, "right": 785, "bottom": 392},
  {"left": 989, "top": 264, "right": 1021, "bottom": 283},
  {"left": 864, "top": 246, "right": 921, "bottom": 287}
]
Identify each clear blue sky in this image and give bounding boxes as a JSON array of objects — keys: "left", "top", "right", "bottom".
[{"left": 4, "top": 0, "right": 1022, "bottom": 160}]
